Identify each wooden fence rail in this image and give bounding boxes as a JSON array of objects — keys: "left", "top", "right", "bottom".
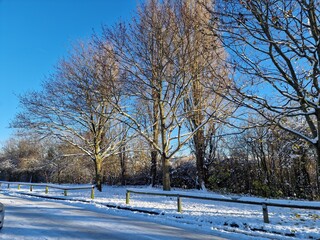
[
  {"left": 0, "top": 181, "right": 95, "bottom": 199},
  {"left": 126, "top": 189, "right": 320, "bottom": 224}
]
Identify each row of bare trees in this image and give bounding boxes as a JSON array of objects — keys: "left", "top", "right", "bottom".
[
  {"left": 207, "top": 120, "right": 317, "bottom": 199},
  {"left": 0, "top": 135, "right": 152, "bottom": 185},
  {"left": 0, "top": 121, "right": 316, "bottom": 199},
  {"left": 5, "top": 0, "right": 320, "bottom": 197},
  {"left": 11, "top": 0, "right": 231, "bottom": 191}
]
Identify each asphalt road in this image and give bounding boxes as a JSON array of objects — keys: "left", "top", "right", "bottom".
[{"left": 0, "top": 193, "right": 228, "bottom": 240}]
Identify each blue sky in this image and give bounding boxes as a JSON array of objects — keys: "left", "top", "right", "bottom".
[{"left": 0, "top": 0, "right": 137, "bottom": 146}]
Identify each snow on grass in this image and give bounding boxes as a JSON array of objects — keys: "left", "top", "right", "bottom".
[{"left": 1, "top": 183, "right": 320, "bottom": 239}]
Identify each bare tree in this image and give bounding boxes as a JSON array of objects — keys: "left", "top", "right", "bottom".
[
  {"left": 12, "top": 42, "right": 125, "bottom": 191},
  {"left": 206, "top": 0, "right": 320, "bottom": 195},
  {"left": 177, "top": 0, "right": 231, "bottom": 189},
  {"left": 0, "top": 136, "right": 43, "bottom": 182},
  {"left": 99, "top": 0, "right": 223, "bottom": 190}
]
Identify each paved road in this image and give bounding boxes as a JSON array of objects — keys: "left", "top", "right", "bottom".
[{"left": 0, "top": 193, "right": 228, "bottom": 240}]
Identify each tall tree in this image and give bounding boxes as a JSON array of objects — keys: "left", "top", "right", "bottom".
[
  {"left": 178, "top": 0, "right": 230, "bottom": 189},
  {"left": 12, "top": 43, "right": 125, "bottom": 191},
  {"left": 208, "top": 0, "right": 320, "bottom": 195}
]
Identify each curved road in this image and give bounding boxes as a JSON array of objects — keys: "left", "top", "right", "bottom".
[{"left": 0, "top": 193, "right": 228, "bottom": 240}]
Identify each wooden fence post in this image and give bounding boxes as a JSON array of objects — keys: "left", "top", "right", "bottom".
[
  {"left": 262, "top": 204, "right": 269, "bottom": 223},
  {"left": 30, "top": 185, "right": 33, "bottom": 191},
  {"left": 126, "top": 191, "right": 130, "bottom": 204},
  {"left": 7, "top": 183, "right": 10, "bottom": 189},
  {"left": 91, "top": 187, "right": 95, "bottom": 199},
  {"left": 45, "top": 186, "right": 49, "bottom": 194},
  {"left": 177, "top": 195, "right": 182, "bottom": 213}
]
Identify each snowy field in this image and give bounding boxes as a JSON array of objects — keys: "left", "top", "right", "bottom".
[{"left": 1, "top": 183, "right": 320, "bottom": 239}]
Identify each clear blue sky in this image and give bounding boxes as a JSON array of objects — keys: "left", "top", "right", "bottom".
[{"left": 0, "top": 0, "right": 137, "bottom": 146}]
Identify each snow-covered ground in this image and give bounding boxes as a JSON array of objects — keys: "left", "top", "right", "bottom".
[
  {"left": 0, "top": 193, "right": 222, "bottom": 240},
  {"left": 1, "top": 184, "right": 320, "bottom": 239}
]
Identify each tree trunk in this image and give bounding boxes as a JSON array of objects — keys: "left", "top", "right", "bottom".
[
  {"left": 159, "top": 99, "right": 170, "bottom": 191},
  {"left": 150, "top": 150, "right": 158, "bottom": 186},
  {"left": 150, "top": 85, "right": 159, "bottom": 187},
  {"left": 315, "top": 145, "right": 320, "bottom": 197},
  {"left": 95, "top": 157, "right": 103, "bottom": 192},
  {"left": 194, "top": 129, "right": 205, "bottom": 189},
  {"left": 120, "top": 144, "right": 126, "bottom": 186},
  {"left": 162, "top": 154, "right": 171, "bottom": 191},
  {"left": 259, "top": 142, "right": 270, "bottom": 185}
]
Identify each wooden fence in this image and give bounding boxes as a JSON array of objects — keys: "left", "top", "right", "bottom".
[
  {"left": 0, "top": 181, "right": 95, "bottom": 199},
  {"left": 126, "top": 189, "right": 320, "bottom": 223}
]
